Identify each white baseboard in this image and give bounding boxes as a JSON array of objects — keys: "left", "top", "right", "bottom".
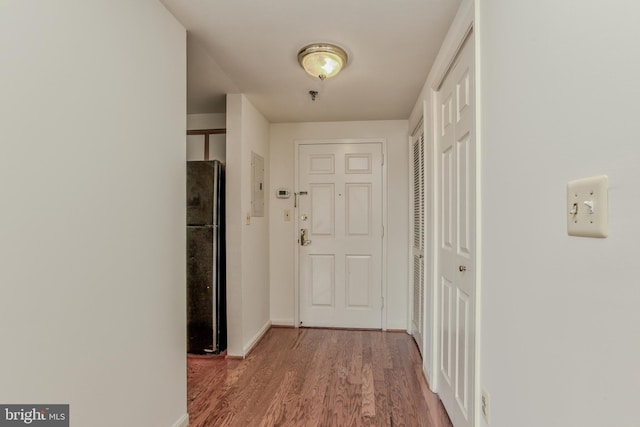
[
  {"left": 271, "top": 318, "right": 295, "bottom": 327},
  {"left": 242, "top": 320, "right": 272, "bottom": 356},
  {"left": 171, "top": 413, "right": 189, "bottom": 427},
  {"left": 423, "top": 365, "right": 435, "bottom": 392}
]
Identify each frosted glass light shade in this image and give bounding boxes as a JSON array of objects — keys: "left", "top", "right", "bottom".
[{"left": 297, "top": 43, "right": 348, "bottom": 80}]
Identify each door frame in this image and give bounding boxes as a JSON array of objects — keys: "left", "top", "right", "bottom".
[
  {"left": 426, "top": 0, "right": 479, "bottom": 424},
  {"left": 293, "top": 138, "right": 388, "bottom": 330}
]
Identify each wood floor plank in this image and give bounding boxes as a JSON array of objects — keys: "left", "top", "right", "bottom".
[
  {"left": 299, "top": 330, "right": 336, "bottom": 427},
  {"left": 361, "top": 362, "right": 376, "bottom": 417},
  {"left": 368, "top": 331, "right": 391, "bottom": 426},
  {"left": 319, "top": 330, "right": 359, "bottom": 426},
  {"left": 187, "top": 328, "right": 452, "bottom": 427}
]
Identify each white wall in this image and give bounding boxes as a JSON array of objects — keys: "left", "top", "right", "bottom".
[
  {"left": 187, "top": 112, "right": 226, "bottom": 129},
  {"left": 0, "top": 1, "right": 187, "bottom": 427},
  {"left": 269, "top": 121, "right": 409, "bottom": 329},
  {"left": 187, "top": 113, "right": 226, "bottom": 162},
  {"left": 479, "top": 1, "right": 640, "bottom": 426},
  {"left": 226, "top": 94, "right": 271, "bottom": 356}
]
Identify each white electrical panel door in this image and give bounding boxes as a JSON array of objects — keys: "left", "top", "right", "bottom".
[
  {"left": 251, "top": 152, "right": 265, "bottom": 217},
  {"left": 298, "top": 142, "right": 383, "bottom": 329}
]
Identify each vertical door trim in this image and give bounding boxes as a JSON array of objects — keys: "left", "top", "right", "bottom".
[{"left": 294, "top": 138, "right": 388, "bottom": 330}]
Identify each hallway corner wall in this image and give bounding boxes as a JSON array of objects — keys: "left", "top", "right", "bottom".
[
  {"left": 0, "top": 1, "right": 188, "bottom": 426},
  {"left": 479, "top": 1, "right": 640, "bottom": 426},
  {"left": 226, "top": 94, "right": 271, "bottom": 356}
]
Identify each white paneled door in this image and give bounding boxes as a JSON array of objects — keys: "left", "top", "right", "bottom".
[
  {"left": 437, "top": 33, "right": 476, "bottom": 427},
  {"left": 298, "top": 143, "right": 383, "bottom": 328}
]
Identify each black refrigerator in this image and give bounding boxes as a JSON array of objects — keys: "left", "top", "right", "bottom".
[{"left": 187, "top": 160, "right": 227, "bottom": 354}]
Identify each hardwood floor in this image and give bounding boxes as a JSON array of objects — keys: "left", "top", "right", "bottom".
[{"left": 187, "top": 328, "right": 452, "bottom": 427}]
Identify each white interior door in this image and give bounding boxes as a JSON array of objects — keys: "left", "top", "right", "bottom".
[
  {"left": 298, "top": 142, "right": 383, "bottom": 328},
  {"left": 412, "top": 132, "right": 426, "bottom": 354},
  {"left": 437, "top": 33, "right": 476, "bottom": 427}
]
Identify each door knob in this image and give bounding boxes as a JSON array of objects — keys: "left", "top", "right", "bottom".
[{"left": 459, "top": 265, "right": 467, "bottom": 272}]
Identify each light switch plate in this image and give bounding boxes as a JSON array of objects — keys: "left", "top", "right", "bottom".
[{"left": 567, "top": 175, "right": 608, "bottom": 238}]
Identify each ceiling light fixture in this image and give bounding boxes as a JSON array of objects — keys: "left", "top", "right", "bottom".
[{"left": 297, "top": 43, "right": 348, "bottom": 81}]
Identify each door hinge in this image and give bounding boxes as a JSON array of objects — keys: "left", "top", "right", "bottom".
[
  {"left": 381, "top": 153, "right": 384, "bottom": 166},
  {"left": 382, "top": 225, "right": 384, "bottom": 238},
  {"left": 381, "top": 296, "right": 384, "bottom": 309}
]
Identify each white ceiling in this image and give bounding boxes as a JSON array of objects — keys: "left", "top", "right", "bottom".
[{"left": 160, "top": 0, "right": 462, "bottom": 123}]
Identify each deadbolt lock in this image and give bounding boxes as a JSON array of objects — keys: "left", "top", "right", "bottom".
[{"left": 300, "top": 229, "right": 312, "bottom": 246}]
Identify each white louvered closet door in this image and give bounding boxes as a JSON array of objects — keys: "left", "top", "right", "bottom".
[{"left": 411, "top": 132, "right": 425, "bottom": 354}]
